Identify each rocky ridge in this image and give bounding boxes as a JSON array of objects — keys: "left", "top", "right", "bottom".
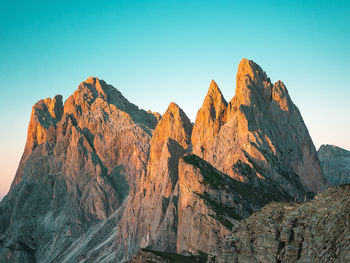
[
  {"left": 209, "top": 184, "right": 350, "bottom": 263},
  {"left": 0, "top": 59, "right": 332, "bottom": 263}
]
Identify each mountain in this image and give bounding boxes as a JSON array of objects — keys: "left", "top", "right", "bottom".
[
  {"left": 192, "top": 59, "right": 326, "bottom": 197},
  {"left": 0, "top": 59, "right": 330, "bottom": 262},
  {"left": 0, "top": 77, "right": 158, "bottom": 262},
  {"left": 318, "top": 144, "right": 350, "bottom": 186}
]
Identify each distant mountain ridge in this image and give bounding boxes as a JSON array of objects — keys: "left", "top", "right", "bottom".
[
  {"left": 318, "top": 144, "right": 350, "bottom": 186},
  {"left": 0, "top": 59, "right": 335, "bottom": 263}
]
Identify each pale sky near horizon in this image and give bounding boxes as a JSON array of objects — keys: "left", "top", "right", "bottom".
[{"left": 0, "top": 0, "right": 349, "bottom": 199}]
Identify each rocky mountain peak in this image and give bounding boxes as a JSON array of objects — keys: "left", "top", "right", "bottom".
[
  {"left": 0, "top": 59, "right": 335, "bottom": 263},
  {"left": 64, "top": 76, "right": 116, "bottom": 114},
  {"left": 150, "top": 102, "right": 192, "bottom": 157},
  {"left": 10, "top": 94, "right": 64, "bottom": 189},
  {"left": 32, "top": 94, "right": 64, "bottom": 129},
  {"left": 192, "top": 81, "right": 228, "bottom": 157},
  {"left": 204, "top": 80, "right": 227, "bottom": 110},
  {"left": 197, "top": 58, "right": 326, "bottom": 195},
  {"left": 233, "top": 58, "right": 272, "bottom": 109},
  {"left": 83, "top": 76, "right": 108, "bottom": 97},
  {"left": 64, "top": 77, "right": 159, "bottom": 132},
  {"left": 271, "top": 80, "right": 291, "bottom": 112},
  {"left": 236, "top": 58, "right": 268, "bottom": 88}
]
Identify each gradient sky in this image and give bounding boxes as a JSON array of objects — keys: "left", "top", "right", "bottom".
[{"left": 1, "top": 0, "right": 349, "bottom": 199}]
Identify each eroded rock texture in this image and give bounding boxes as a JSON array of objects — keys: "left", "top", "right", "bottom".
[
  {"left": 209, "top": 184, "right": 350, "bottom": 263},
  {"left": 0, "top": 59, "right": 333, "bottom": 263},
  {"left": 318, "top": 144, "right": 350, "bottom": 186}
]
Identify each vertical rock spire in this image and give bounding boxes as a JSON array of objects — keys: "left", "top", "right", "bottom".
[{"left": 192, "top": 80, "right": 227, "bottom": 158}]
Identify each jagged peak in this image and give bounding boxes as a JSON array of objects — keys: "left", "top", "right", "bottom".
[
  {"left": 33, "top": 94, "right": 63, "bottom": 110},
  {"left": 274, "top": 80, "right": 286, "bottom": 88},
  {"left": 19, "top": 94, "right": 64, "bottom": 166},
  {"left": 167, "top": 101, "right": 179, "bottom": 111},
  {"left": 231, "top": 58, "right": 272, "bottom": 108},
  {"left": 164, "top": 102, "right": 191, "bottom": 123},
  {"left": 76, "top": 76, "right": 111, "bottom": 102},
  {"left": 209, "top": 79, "right": 219, "bottom": 91},
  {"left": 191, "top": 81, "right": 228, "bottom": 157},
  {"left": 151, "top": 102, "right": 193, "bottom": 151},
  {"left": 273, "top": 80, "right": 289, "bottom": 97},
  {"left": 32, "top": 94, "right": 63, "bottom": 127},
  {"left": 147, "top": 110, "right": 162, "bottom": 122},
  {"left": 204, "top": 80, "right": 228, "bottom": 107},
  {"left": 84, "top": 76, "right": 100, "bottom": 84},
  {"left": 271, "top": 80, "right": 291, "bottom": 112},
  {"left": 237, "top": 58, "right": 268, "bottom": 84}
]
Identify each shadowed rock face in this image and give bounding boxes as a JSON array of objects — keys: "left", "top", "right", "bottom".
[
  {"left": 176, "top": 154, "right": 290, "bottom": 255},
  {"left": 0, "top": 59, "right": 331, "bottom": 263},
  {"left": 318, "top": 144, "right": 350, "bottom": 186}
]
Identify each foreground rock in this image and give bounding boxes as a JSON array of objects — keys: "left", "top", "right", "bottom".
[
  {"left": 318, "top": 144, "right": 350, "bottom": 186},
  {"left": 209, "top": 184, "right": 350, "bottom": 263}
]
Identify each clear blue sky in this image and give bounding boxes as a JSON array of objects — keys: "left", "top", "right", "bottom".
[{"left": 0, "top": 0, "right": 349, "bottom": 198}]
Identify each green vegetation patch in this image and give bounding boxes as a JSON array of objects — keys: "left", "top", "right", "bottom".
[
  {"left": 141, "top": 248, "right": 207, "bottom": 263},
  {"left": 195, "top": 192, "right": 243, "bottom": 230},
  {"left": 182, "top": 154, "right": 226, "bottom": 190}
]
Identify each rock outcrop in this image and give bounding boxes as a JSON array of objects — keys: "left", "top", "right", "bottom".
[
  {"left": 0, "top": 59, "right": 332, "bottom": 263},
  {"left": 209, "top": 184, "right": 350, "bottom": 263},
  {"left": 0, "top": 77, "right": 158, "bottom": 262},
  {"left": 193, "top": 59, "right": 327, "bottom": 199},
  {"left": 115, "top": 102, "right": 193, "bottom": 259},
  {"left": 10, "top": 95, "right": 64, "bottom": 189},
  {"left": 318, "top": 144, "right": 350, "bottom": 186}
]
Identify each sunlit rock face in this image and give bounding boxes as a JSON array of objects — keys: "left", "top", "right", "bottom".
[
  {"left": 318, "top": 144, "right": 350, "bottom": 186},
  {"left": 0, "top": 59, "right": 330, "bottom": 263},
  {"left": 10, "top": 95, "right": 64, "bottom": 189},
  {"left": 193, "top": 59, "right": 327, "bottom": 198},
  {"left": 112, "top": 102, "right": 193, "bottom": 260},
  {"left": 0, "top": 77, "right": 158, "bottom": 262},
  {"left": 191, "top": 80, "right": 228, "bottom": 159}
]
